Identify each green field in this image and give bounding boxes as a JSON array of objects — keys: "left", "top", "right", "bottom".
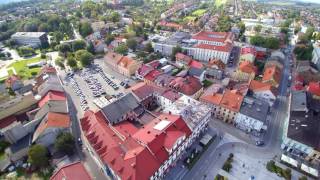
[
  {"left": 184, "top": 16, "right": 197, "bottom": 22},
  {"left": 215, "top": 0, "right": 227, "bottom": 7},
  {"left": 7, "top": 57, "right": 43, "bottom": 79},
  {"left": 191, "top": 9, "right": 207, "bottom": 17}
]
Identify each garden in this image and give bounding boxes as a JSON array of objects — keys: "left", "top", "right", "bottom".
[
  {"left": 6, "top": 57, "right": 44, "bottom": 80},
  {"left": 266, "top": 160, "right": 292, "bottom": 180}
]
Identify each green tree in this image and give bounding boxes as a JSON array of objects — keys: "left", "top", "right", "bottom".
[
  {"left": 238, "top": 21, "right": 246, "bottom": 35},
  {"left": 144, "top": 42, "right": 153, "bottom": 53},
  {"left": 79, "top": 22, "right": 93, "bottom": 37},
  {"left": 171, "top": 45, "right": 182, "bottom": 61},
  {"left": 254, "top": 25, "right": 262, "bottom": 33},
  {"left": 53, "top": 31, "right": 64, "bottom": 44},
  {"left": 58, "top": 43, "right": 71, "bottom": 57},
  {"left": 72, "top": 40, "right": 87, "bottom": 52},
  {"left": 54, "top": 132, "right": 75, "bottom": 155},
  {"left": 266, "top": 160, "right": 276, "bottom": 172},
  {"left": 126, "top": 38, "right": 138, "bottom": 51},
  {"left": 67, "top": 58, "right": 78, "bottom": 69},
  {"left": 105, "top": 34, "right": 115, "bottom": 45},
  {"left": 55, "top": 59, "right": 65, "bottom": 69},
  {"left": 28, "top": 144, "right": 48, "bottom": 168},
  {"left": 299, "top": 176, "right": 308, "bottom": 180},
  {"left": 38, "top": 23, "right": 49, "bottom": 32},
  {"left": 114, "top": 44, "right": 128, "bottom": 55},
  {"left": 110, "top": 12, "right": 121, "bottom": 23},
  {"left": 75, "top": 50, "right": 93, "bottom": 67},
  {"left": 305, "top": 26, "right": 315, "bottom": 40},
  {"left": 87, "top": 41, "right": 95, "bottom": 54}
]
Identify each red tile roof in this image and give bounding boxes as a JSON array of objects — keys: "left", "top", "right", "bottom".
[
  {"left": 308, "top": 81, "right": 320, "bottom": 96},
  {"left": 192, "top": 31, "right": 232, "bottom": 43},
  {"left": 239, "top": 61, "right": 257, "bottom": 74},
  {"left": 137, "top": 64, "right": 153, "bottom": 77},
  {"left": 200, "top": 93, "right": 223, "bottom": 105},
  {"left": 144, "top": 70, "right": 162, "bottom": 81},
  {"left": 38, "top": 90, "right": 66, "bottom": 108},
  {"left": 0, "top": 115, "right": 17, "bottom": 129},
  {"left": 50, "top": 162, "right": 91, "bottom": 180},
  {"left": 169, "top": 76, "right": 202, "bottom": 96},
  {"left": 219, "top": 90, "right": 244, "bottom": 112},
  {"left": 241, "top": 47, "right": 256, "bottom": 55},
  {"left": 82, "top": 111, "right": 154, "bottom": 180},
  {"left": 175, "top": 53, "right": 193, "bottom": 64},
  {"left": 188, "top": 60, "right": 203, "bottom": 69},
  {"left": 194, "top": 43, "right": 232, "bottom": 52},
  {"left": 262, "top": 65, "right": 281, "bottom": 85},
  {"left": 158, "top": 21, "right": 182, "bottom": 29}
]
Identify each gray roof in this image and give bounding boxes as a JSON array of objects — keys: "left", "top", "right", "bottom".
[
  {"left": 101, "top": 93, "right": 140, "bottom": 125},
  {"left": 12, "top": 32, "right": 46, "bottom": 38},
  {"left": 9, "top": 133, "right": 32, "bottom": 154},
  {"left": 291, "top": 91, "right": 307, "bottom": 111},
  {"left": 287, "top": 91, "right": 320, "bottom": 150},
  {"left": 35, "top": 101, "right": 68, "bottom": 120},
  {"left": 16, "top": 84, "right": 33, "bottom": 95},
  {"left": 240, "top": 97, "right": 269, "bottom": 122},
  {"left": 188, "top": 67, "right": 204, "bottom": 77}
]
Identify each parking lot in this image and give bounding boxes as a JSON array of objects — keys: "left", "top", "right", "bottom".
[{"left": 64, "top": 60, "right": 137, "bottom": 111}]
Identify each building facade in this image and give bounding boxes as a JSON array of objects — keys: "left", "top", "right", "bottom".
[{"left": 11, "top": 32, "right": 48, "bottom": 48}]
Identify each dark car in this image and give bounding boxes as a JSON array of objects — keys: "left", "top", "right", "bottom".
[
  {"left": 78, "top": 138, "right": 83, "bottom": 146},
  {"left": 255, "top": 141, "right": 264, "bottom": 146}
]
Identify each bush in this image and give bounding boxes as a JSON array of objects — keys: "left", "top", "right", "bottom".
[
  {"left": 40, "top": 53, "right": 46, "bottom": 59},
  {"left": 222, "top": 162, "right": 232, "bottom": 172},
  {"left": 266, "top": 160, "right": 276, "bottom": 172}
]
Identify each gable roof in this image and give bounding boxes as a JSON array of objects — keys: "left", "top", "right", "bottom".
[
  {"left": 262, "top": 65, "right": 281, "bottom": 85},
  {"left": 192, "top": 31, "right": 232, "bottom": 43},
  {"left": 239, "top": 61, "right": 257, "bottom": 74},
  {"left": 38, "top": 90, "right": 66, "bottom": 108},
  {"left": 33, "top": 112, "right": 70, "bottom": 142},
  {"left": 220, "top": 90, "right": 245, "bottom": 112},
  {"left": 249, "top": 80, "right": 278, "bottom": 96},
  {"left": 101, "top": 93, "right": 140, "bottom": 125},
  {"left": 50, "top": 162, "right": 92, "bottom": 180},
  {"left": 169, "top": 76, "right": 202, "bottom": 96},
  {"left": 194, "top": 44, "right": 232, "bottom": 52}
]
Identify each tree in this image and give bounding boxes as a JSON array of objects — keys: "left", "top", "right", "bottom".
[
  {"left": 28, "top": 144, "right": 48, "bottom": 168},
  {"left": 126, "top": 38, "right": 138, "bottom": 51},
  {"left": 299, "top": 176, "right": 308, "bottom": 180},
  {"left": 114, "top": 44, "right": 128, "bottom": 55},
  {"left": 17, "top": 46, "right": 35, "bottom": 57},
  {"left": 280, "top": 27, "right": 289, "bottom": 34},
  {"left": 53, "top": 31, "right": 64, "bottom": 44},
  {"left": 171, "top": 45, "right": 182, "bottom": 61},
  {"left": 38, "top": 23, "right": 49, "bottom": 32},
  {"left": 58, "top": 43, "right": 71, "bottom": 57},
  {"left": 67, "top": 58, "right": 78, "bottom": 69},
  {"left": 266, "top": 160, "right": 276, "bottom": 172},
  {"left": 54, "top": 132, "right": 75, "bottom": 155},
  {"left": 254, "top": 25, "right": 262, "bottom": 33},
  {"left": 238, "top": 21, "right": 246, "bottom": 35},
  {"left": 144, "top": 42, "right": 153, "bottom": 53},
  {"left": 75, "top": 50, "right": 93, "bottom": 67},
  {"left": 105, "top": 34, "right": 115, "bottom": 45},
  {"left": 87, "top": 41, "right": 95, "bottom": 54},
  {"left": 305, "top": 26, "right": 315, "bottom": 40},
  {"left": 72, "top": 40, "right": 87, "bottom": 52},
  {"left": 79, "top": 22, "right": 93, "bottom": 37},
  {"left": 55, "top": 59, "right": 65, "bottom": 69},
  {"left": 110, "top": 12, "right": 121, "bottom": 23}
]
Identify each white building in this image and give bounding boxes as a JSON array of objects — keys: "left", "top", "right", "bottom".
[
  {"left": 11, "top": 32, "right": 48, "bottom": 48},
  {"left": 312, "top": 44, "right": 320, "bottom": 70}
]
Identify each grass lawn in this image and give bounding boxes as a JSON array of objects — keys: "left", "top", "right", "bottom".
[
  {"left": 215, "top": 0, "right": 227, "bottom": 7},
  {"left": 7, "top": 57, "right": 43, "bottom": 79},
  {"left": 183, "top": 16, "right": 197, "bottom": 22},
  {"left": 192, "top": 9, "right": 207, "bottom": 17},
  {"left": 0, "top": 152, "right": 6, "bottom": 160}
]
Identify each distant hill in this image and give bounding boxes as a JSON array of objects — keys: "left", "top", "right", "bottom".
[{"left": 0, "top": 0, "right": 28, "bottom": 5}]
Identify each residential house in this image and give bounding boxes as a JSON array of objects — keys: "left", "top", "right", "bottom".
[
  {"left": 249, "top": 80, "right": 277, "bottom": 106},
  {"left": 239, "top": 47, "right": 256, "bottom": 63},
  {"left": 50, "top": 162, "right": 92, "bottom": 180},
  {"left": 188, "top": 67, "right": 205, "bottom": 82},
  {"left": 312, "top": 44, "right": 320, "bottom": 70},
  {"left": 262, "top": 65, "right": 282, "bottom": 88},
  {"left": 234, "top": 61, "right": 257, "bottom": 82},
  {"left": 32, "top": 112, "right": 70, "bottom": 147},
  {"left": 200, "top": 88, "right": 244, "bottom": 124},
  {"left": 235, "top": 97, "right": 269, "bottom": 134},
  {"left": 168, "top": 76, "right": 203, "bottom": 99},
  {"left": 5, "top": 75, "right": 23, "bottom": 91},
  {"left": 104, "top": 51, "right": 141, "bottom": 77}
]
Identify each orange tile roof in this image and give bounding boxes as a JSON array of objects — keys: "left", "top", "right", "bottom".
[
  {"left": 262, "top": 65, "right": 281, "bottom": 85},
  {"left": 200, "top": 93, "right": 223, "bottom": 105},
  {"left": 249, "top": 80, "right": 278, "bottom": 96},
  {"left": 219, "top": 90, "right": 244, "bottom": 112},
  {"left": 50, "top": 162, "right": 91, "bottom": 180},
  {"left": 118, "top": 56, "right": 135, "bottom": 68},
  {"left": 33, "top": 112, "right": 70, "bottom": 141},
  {"left": 239, "top": 61, "right": 257, "bottom": 74}
]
